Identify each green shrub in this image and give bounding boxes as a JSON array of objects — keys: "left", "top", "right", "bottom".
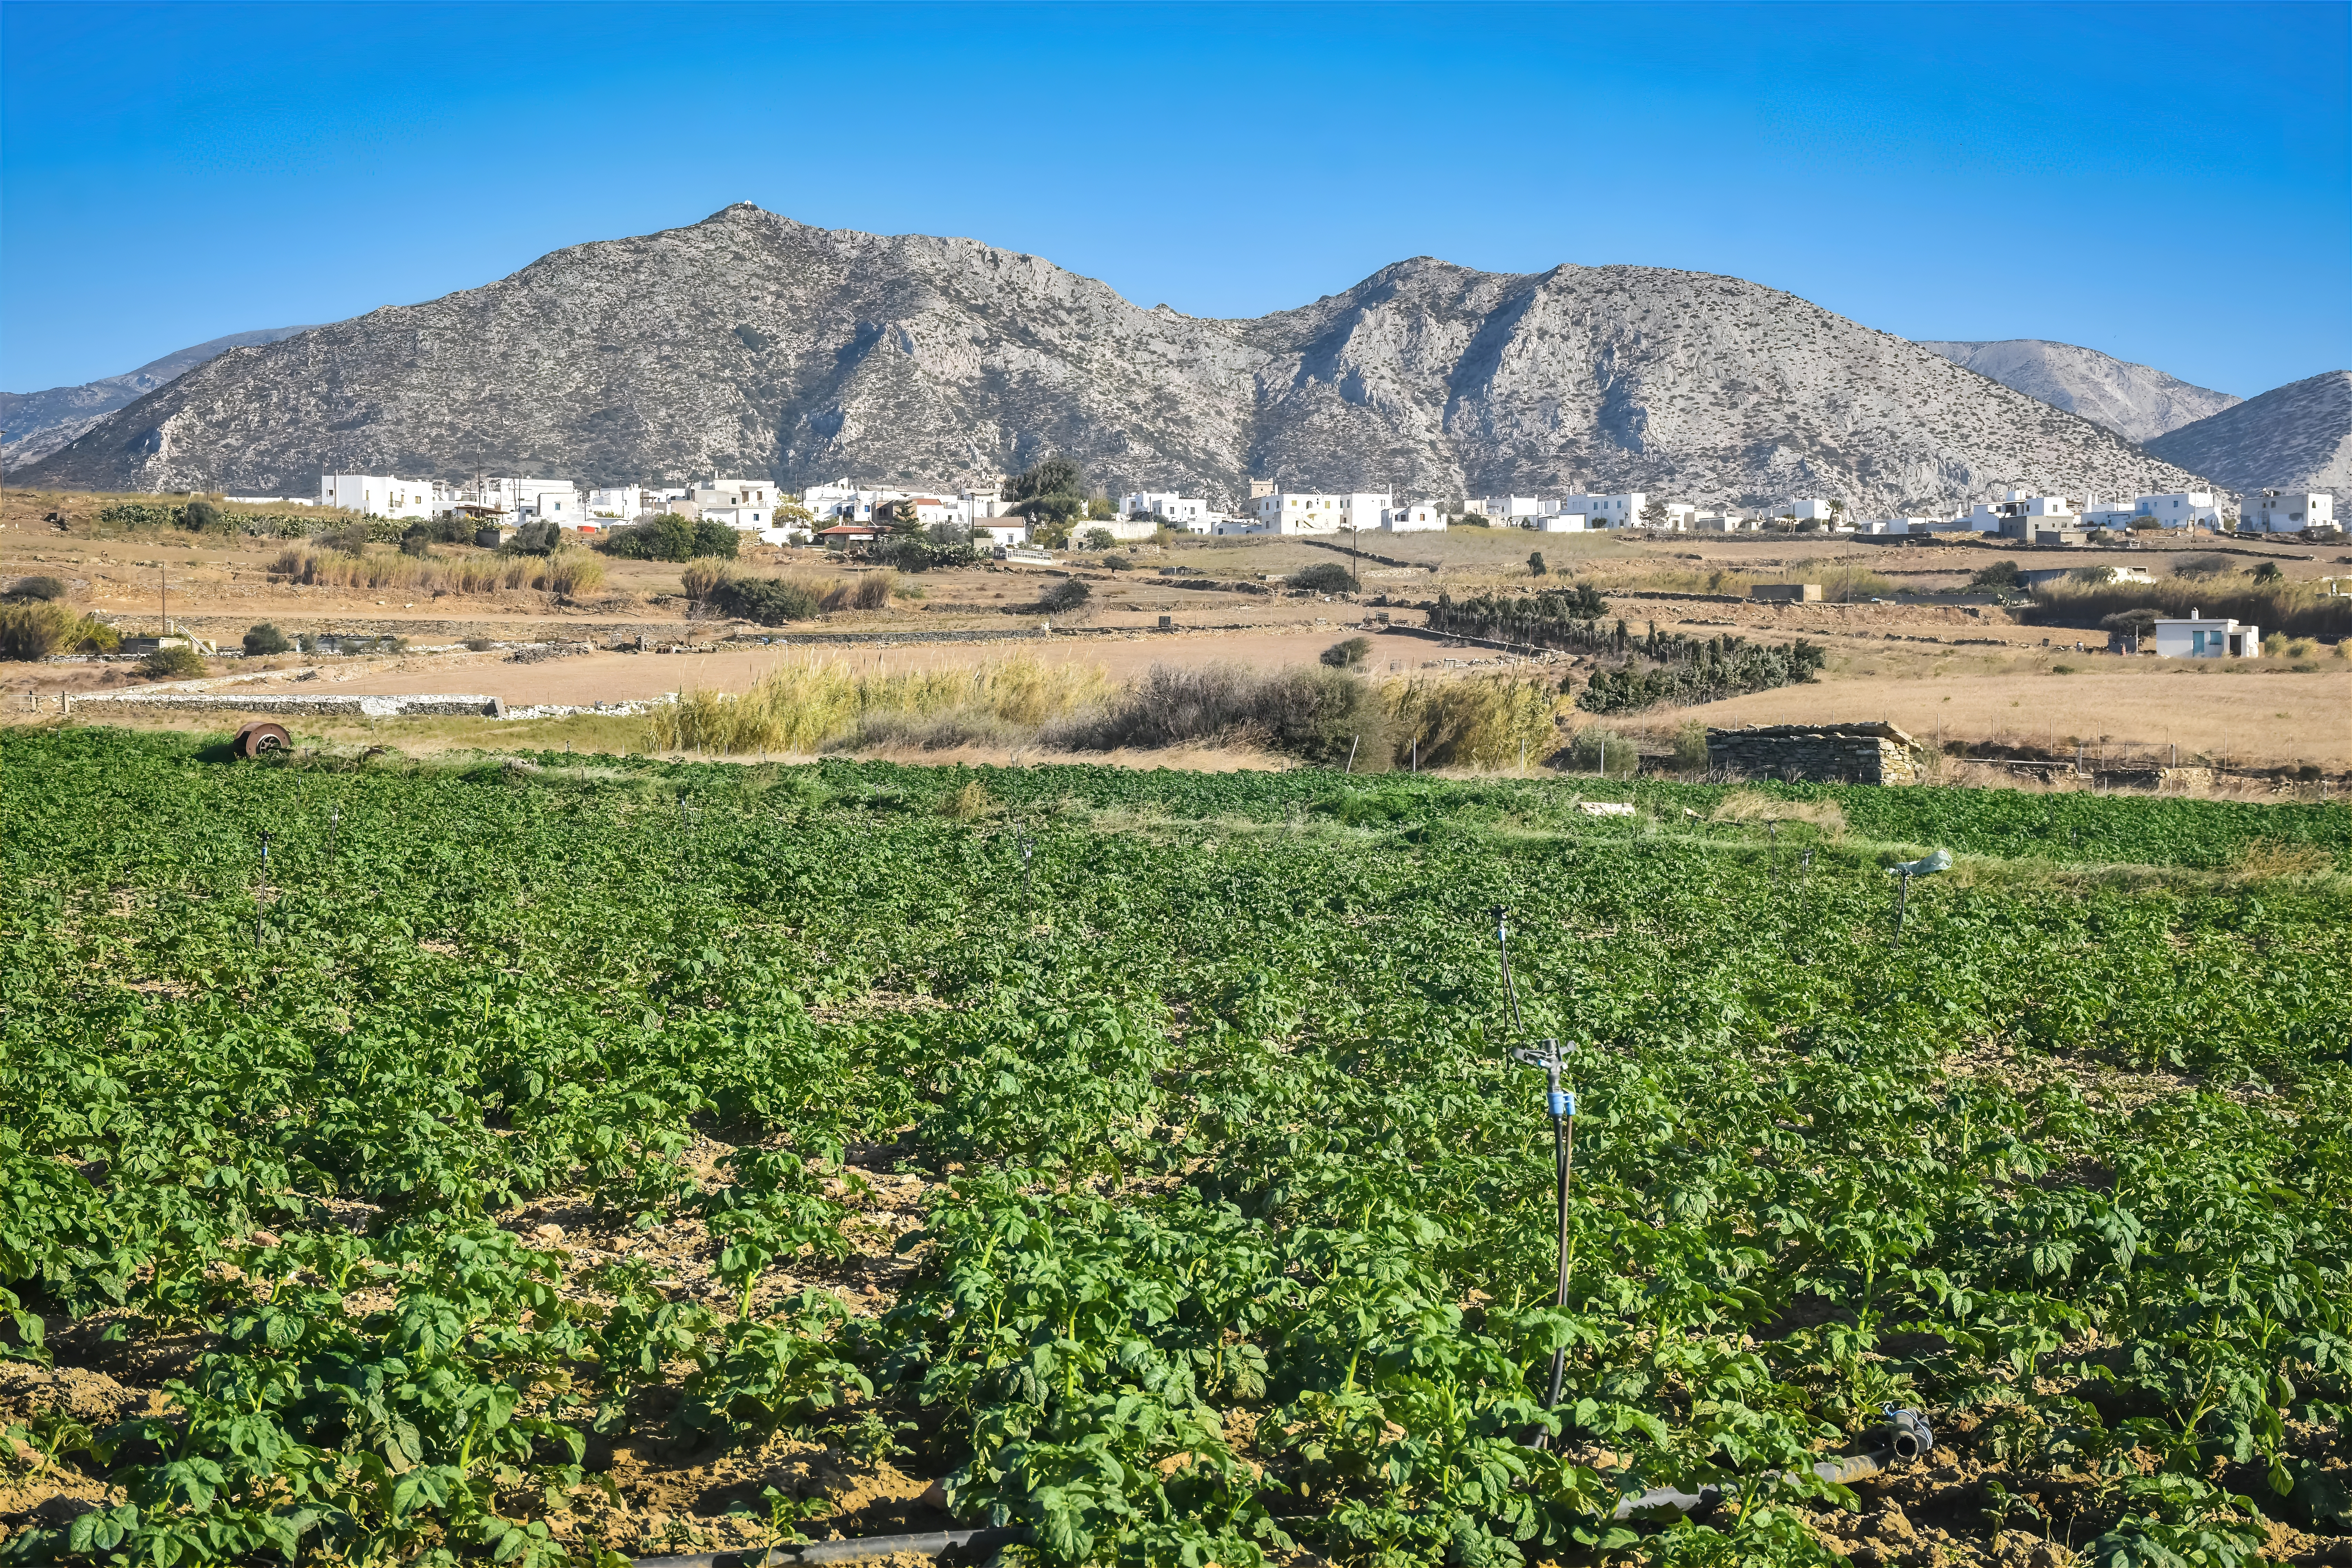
[
  {"left": 178, "top": 499, "right": 227, "bottom": 534},
  {"left": 1566, "top": 726, "right": 1641, "bottom": 777},
  {"left": 1057, "top": 663, "right": 1388, "bottom": 767},
  {"left": 508, "top": 520, "right": 562, "bottom": 556},
  {"left": 1289, "top": 562, "right": 1352, "bottom": 594},
  {"left": 139, "top": 644, "right": 207, "bottom": 680},
  {"left": 694, "top": 518, "right": 742, "bottom": 560},
  {"left": 5, "top": 575, "right": 67, "bottom": 602},
  {"left": 709, "top": 577, "right": 822, "bottom": 625},
  {"left": 242, "top": 623, "right": 293, "bottom": 656},
  {"left": 1320, "top": 635, "right": 1372, "bottom": 670},
  {"left": 1038, "top": 578, "right": 1092, "bottom": 613},
  {"left": 1972, "top": 559, "right": 2021, "bottom": 589},
  {"left": 1528, "top": 551, "right": 1547, "bottom": 576},
  {"left": 0, "top": 602, "right": 116, "bottom": 659}
]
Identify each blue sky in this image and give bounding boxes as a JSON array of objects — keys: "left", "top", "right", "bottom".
[{"left": 2, "top": 2, "right": 2345, "bottom": 397}]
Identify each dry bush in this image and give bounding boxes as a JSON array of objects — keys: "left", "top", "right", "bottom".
[
  {"left": 940, "top": 780, "right": 1001, "bottom": 820},
  {"left": 680, "top": 560, "right": 735, "bottom": 603},
  {"left": 1, "top": 601, "right": 118, "bottom": 659},
  {"left": 1057, "top": 664, "right": 1387, "bottom": 767},
  {"left": 850, "top": 570, "right": 896, "bottom": 610},
  {"left": 269, "top": 545, "right": 603, "bottom": 597},
  {"left": 2029, "top": 576, "right": 2351, "bottom": 639},
  {"left": 1711, "top": 791, "right": 1849, "bottom": 835},
  {"left": 646, "top": 653, "right": 1108, "bottom": 756},
  {"left": 2232, "top": 840, "right": 2336, "bottom": 879},
  {"left": 1386, "top": 672, "right": 1569, "bottom": 770}
]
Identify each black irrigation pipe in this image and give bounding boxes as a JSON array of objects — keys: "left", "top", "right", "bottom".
[
  {"left": 633, "top": 1527, "right": 1027, "bottom": 1568},
  {"left": 624, "top": 1414, "right": 1933, "bottom": 1568}
]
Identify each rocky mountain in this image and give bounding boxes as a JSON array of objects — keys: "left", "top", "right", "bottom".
[
  {"left": 2, "top": 326, "right": 313, "bottom": 472},
  {"left": 16, "top": 204, "right": 2213, "bottom": 514},
  {"left": 2147, "top": 370, "right": 2352, "bottom": 497},
  {"left": 1914, "top": 338, "right": 2240, "bottom": 445}
]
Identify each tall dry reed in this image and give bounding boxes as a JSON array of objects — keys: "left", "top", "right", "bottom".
[
  {"left": 646, "top": 653, "right": 1110, "bottom": 755},
  {"left": 269, "top": 546, "right": 606, "bottom": 597}
]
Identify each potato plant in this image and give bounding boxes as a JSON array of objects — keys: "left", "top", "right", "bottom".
[{"left": 0, "top": 728, "right": 2345, "bottom": 1567}]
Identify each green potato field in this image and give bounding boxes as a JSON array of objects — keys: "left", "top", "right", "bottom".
[{"left": 1, "top": 727, "right": 2347, "bottom": 1568}]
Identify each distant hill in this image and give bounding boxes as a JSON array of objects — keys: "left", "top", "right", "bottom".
[
  {"left": 2147, "top": 370, "right": 2352, "bottom": 497},
  {"left": 1915, "top": 338, "right": 2240, "bottom": 444},
  {"left": 16, "top": 205, "right": 2212, "bottom": 514},
  {"left": 2, "top": 326, "right": 316, "bottom": 471}
]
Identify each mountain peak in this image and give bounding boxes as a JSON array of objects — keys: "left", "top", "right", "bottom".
[{"left": 14, "top": 216, "right": 2214, "bottom": 509}]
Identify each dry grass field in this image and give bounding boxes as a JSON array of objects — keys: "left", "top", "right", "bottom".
[{"left": 7, "top": 487, "right": 2347, "bottom": 778}]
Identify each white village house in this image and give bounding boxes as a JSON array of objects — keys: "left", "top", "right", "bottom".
[
  {"left": 1252, "top": 491, "right": 1392, "bottom": 535},
  {"left": 1556, "top": 492, "right": 1646, "bottom": 529},
  {"left": 319, "top": 475, "right": 436, "bottom": 519},
  {"left": 1121, "top": 492, "right": 1213, "bottom": 531},
  {"left": 2152, "top": 611, "right": 2261, "bottom": 660},
  {"left": 2241, "top": 490, "right": 2335, "bottom": 534}
]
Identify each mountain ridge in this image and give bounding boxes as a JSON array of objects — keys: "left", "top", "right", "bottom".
[
  {"left": 1913, "top": 338, "right": 2241, "bottom": 444},
  {"left": 2, "top": 326, "right": 315, "bottom": 471},
  {"left": 2147, "top": 371, "right": 2352, "bottom": 497},
  {"left": 16, "top": 204, "right": 2214, "bottom": 512}
]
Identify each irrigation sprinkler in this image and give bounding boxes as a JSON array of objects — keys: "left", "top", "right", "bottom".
[
  {"left": 1887, "top": 849, "right": 1953, "bottom": 948},
  {"left": 1492, "top": 907, "right": 1578, "bottom": 1447}
]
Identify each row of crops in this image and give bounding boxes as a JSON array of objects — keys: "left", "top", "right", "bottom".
[{"left": 1, "top": 727, "right": 2346, "bottom": 1567}]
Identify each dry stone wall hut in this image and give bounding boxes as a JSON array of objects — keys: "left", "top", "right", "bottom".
[{"left": 1707, "top": 722, "right": 1924, "bottom": 784}]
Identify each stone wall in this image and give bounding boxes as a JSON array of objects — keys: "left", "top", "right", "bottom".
[
  {"left": 1708, "top": 721, "right": 1923, "bottom": 784},
  {"left": 65, "top": 693, "right": 503, "bottom": 719}
]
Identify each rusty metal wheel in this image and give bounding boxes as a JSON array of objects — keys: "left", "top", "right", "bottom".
[{"left": 232, "top": 721, "right": 292, "bottom": 759}]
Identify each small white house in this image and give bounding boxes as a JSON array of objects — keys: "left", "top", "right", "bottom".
[
  {"left": 2134, "top": 492, "right": 2221, "bottom": 530},
  {"left": 2241, "top": 490, "right": 2334, "bottom": 533},
  {"left": 520, "top": 480, "right": 582, "bottom": 526},
  {"left": 702, "top": 506, "right": 770, "bottom": 530},
  {"left": 1470, "top": 496, "right": 1545, "bottom": 524},
  {"left": 1121, "top": 492, "right": 1210, "bottom": 527},
  {"left": 1661, "top": 503, "right": 1698, "bottom": 530},
  {"left": 1857, "top": 518, "right": 1935, "bottom": 535},
  {"left": 588, "top": 485, "right": 649, "bottom": 521},
  {"left": 2152, "top": 613, "right": 2260, "bottom": 659},
  {"left": 1253, "top": 491, "right": 1391, "bottom": 535},
  {"left": 1557, "top": 492, "right": 1646, "bottom": 529},
  {"left": 1690, "top": 511, "right": 1754, "bottom": 532},
  {"left": 320, "top": 475, "right": 436, "bottom": 519},
  {"left": 1533, "top": 513, "right": 1592, "bottom": 533},
  {"left": 974, "top": 519, "right": 1031, "bottom": 547},
  {"left": 1965, "top": 492, "right": 2074, "bottom": 530},
  {"left": 1381, "top": 504, "right": 1446, "bottom": 532},
  {"left": 1785, "top": 498, "right": 1836, "bottom": 521}
]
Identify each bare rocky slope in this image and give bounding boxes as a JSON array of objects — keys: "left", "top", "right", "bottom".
[
  {"left": 2, "top": 326, "right": 312, "bottom": 472},
  {"left": 18, "top": 205, "right": 2212, "bottom": 514},
  {"left": 2146, "top": 370, "right": 2352, "bottom": 498},
  {"left": 1913, "top": 338, "right": 2240, "bottom": 445}
]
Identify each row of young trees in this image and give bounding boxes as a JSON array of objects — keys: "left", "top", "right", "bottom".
[{"left": 1427, "top": 591, "right": 1824, "bottom": 713}]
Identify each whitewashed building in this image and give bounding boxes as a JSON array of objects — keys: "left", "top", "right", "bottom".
[
  {"left": 588, "top": 485, "right": 649, "bottom": 521},
  {"left": 2152, "top": 613, "right": 2260, "bottom": 659},
  {"left": 1532, "top": 514, "right": 1592, "bottom": 533},
  {"left": 2241, "top": 490, "right": 2334, "bottom": 533},
  {"left": 1381, "top": 504, "right": 1445, "bottom": 532},
  {"left": 2132, "top": 492, "right": 2221, "bottom": 530},
  {"left": 1121, "top": 492, "right": 1210, "bottom": 528},
  {"left": 1784, "top": 499, "right": 1835, "bottom": 522},
  {"left": 1557, "top": 493, "right": 1646, "bottom": 529},
  {"left": 1470, "top": 495, "right": 1545, "bottom": 524},
  {"left": 320, "top": 475, "right": 436, "bottom": 519},
  {"left": 973, "top": 519, "right": 1032, "bottom": 547},
  {"left": 1253, "top": 491, "right": 1392, "bottom": 535},
  {"left": 1690, "top": 511, "right": 1755, "bottom": 532},
  {"left": 1965, "top": 492, "right": 2076, "bottom": 531}
]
